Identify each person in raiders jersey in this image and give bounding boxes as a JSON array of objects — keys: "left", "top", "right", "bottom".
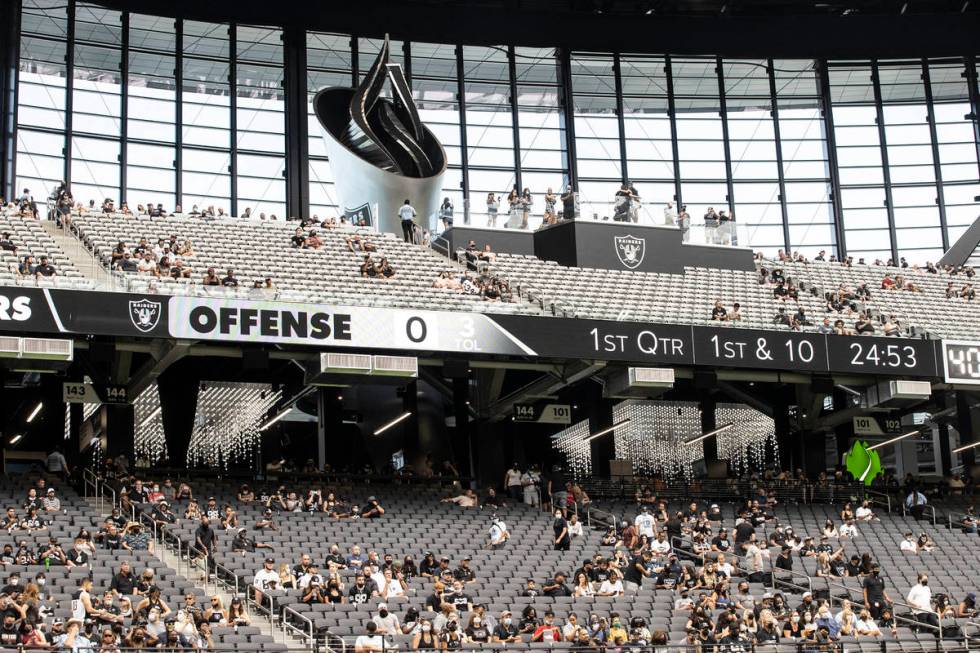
[
  {"left": 0, "top": 545, "right": 12, "bottom": 565},
  {"left": 348, "top": 576, "right": 373, "bottom": 605},
  {"left": 252, "top": 558, "right": 279, "bottom": 606}
]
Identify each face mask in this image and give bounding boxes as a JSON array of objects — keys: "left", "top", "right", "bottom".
[
  {"left": 473, "top": 621, "right": 481, "bottom": 627},
  {"left": 792, "top": 616, "right": 800, "bottom": 623},
  {"left": 503, "top": 619, "right": 512, "bottom": 626},
  {"left": 379, "top": 610, "right": 388, "bottom": 618},
  {"left": 35, "top": 579, "right": 44, "bottom": 586},
  {"left": 921, "top": 580, "right": 928, "bottom": 586},
  {"left": 422, "top": 625, "right": 431, "bottom": 633},
  {"left": 149, "top": 614, "right": 158, "bottom": 622}
]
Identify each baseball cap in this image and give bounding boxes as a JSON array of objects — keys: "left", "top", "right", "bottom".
[{"left": 264, "top": 557, "right": 275, "bottom": 564}]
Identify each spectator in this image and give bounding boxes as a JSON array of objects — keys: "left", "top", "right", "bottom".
[
  {"left": 711, "top": 300, "right": 727, "bottom": 321},
  {"left": 221, "top": 268, "right": 238, "bottom": 287},
  {"left": 399, "top": 200, "right": 417, "bottom": 242},
  {"left": 553, "top": 510, "right": 570, "bottom": 551},
  {"left": 34, "top": 256, "right": 56, "bottom": 278},
  {"left": 355, "top": 621, "right": 385, "bottom": 653},
  {"left": 906, "top": 573, "right": 939, "bottom": 633}
]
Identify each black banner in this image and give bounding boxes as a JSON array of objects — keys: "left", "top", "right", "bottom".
[{"left": 0, "top": 285, "right": 941, "bottom": 378}]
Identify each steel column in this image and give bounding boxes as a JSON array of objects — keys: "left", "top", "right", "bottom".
[
  {"left": 455, "top": 44, "right": 470, "bottom": 207},
  {"left": 556, "top": 48, "right": 578, "bottom": 190},
  {"left": 174, "top": 18, "right": 183, "bottom": 204},
  {"left": 228, "top": 23, "right": 238, "bottom": 217},
  {"left": 665, "top": 55, "right": 682, "bottom": 207},
  {"left": 921, "top": 60, "right": 949, "bottom": 251},
  {"left": 716, "top": 56, "right": 736, "bottom": 217},
  {"left": 0, "top": 0, "right": 21, "bottom": 201},
  {"left": 817, "top": 59, "right": 848, "bottom": 259},
  {"left": 768, "top": 59, "right": 792, "bottom": 253},
  {"left": 507, "top": 45, "right": 522, "bottom": 193},
  {"left": 612, "top": 53, "right": 628, "bottom": 184},
  {"left": 119, "top": 11, "right": 129, "bottom": 204},
  {"left": 63, "top": 0, "right": 76, "bottom": 187},
  {"left": 871, "top": 61, "right": 899, "bottom": 264},
  {"left": 283, "top": 26, "right": 310, "bottom": 219}
]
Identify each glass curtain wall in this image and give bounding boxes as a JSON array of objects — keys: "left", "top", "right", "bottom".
[{"left": 12, "top": 1, "right": 980, "bottom": 264}]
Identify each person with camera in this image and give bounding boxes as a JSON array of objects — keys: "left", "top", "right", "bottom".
[{"left": 361, "top": 496, "right": 386, "bottom": 518}]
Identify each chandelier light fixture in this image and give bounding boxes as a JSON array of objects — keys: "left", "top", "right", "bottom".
[
  {"left": 612, "top": 400, "right": 777, "bottom": 480},
  {"left": 551, "top": 419, "right": 594, "bottom": 479},
  {"left": 186, "top": 382, "right": 282, "bottom": 468}
]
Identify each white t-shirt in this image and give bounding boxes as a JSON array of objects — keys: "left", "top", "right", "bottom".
[
  {"left": 489, "top": 521, "right": 508, "bottom": 545},
  {"left": 900, "top": 539, "right": 917, "bottom": 553},
  {"left": 71, "top": 589, "right": 89, "bottom": 620},
  {"left": 354, "top": 634, "right": 385, "bottom": 652},
  {"left": 840, "top": 523, "right": 858, "bottom": 538},
  {"left": 398, "top": 205, "right": 416, "bottom": 221},
  {"left": 906, "top": 584, "right": 932, "bottom": 612},
  {"left": 569, "top": 521, "right": 583, "bottom": 538},
  {"left": 381, "top": 579, "right": 405, "bottom": 599},
  {"left": 650, "top": 538, "right": 671, "bottom": 555},
  {"left": 855, "top": 506, "right": 873, "bottom": 520},
  {"left": 373, "top": 613, "right": 400, "bottom": 634},
  {"left": 253, "top": 569, "right": 280, "bottom": 590},
  {"left": 598, "top": 579, "right": 623, "bottom": 595},
  {"left": 716, "top": 562, "right": 734, "bottom": 577},
  {"left": 505, "top": 469, "right": 522, "bottom": 487},
  {"left": 634, "top": 513, "right": 655, "bottom": 538}
]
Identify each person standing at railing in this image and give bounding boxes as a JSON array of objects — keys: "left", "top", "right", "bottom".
[
  {"left": 906, "top": 573, "right": 940, "bottom": 634},
  {"left": 862, "top": 563, "right": 892, "bottom": 619},
  {"left": 193, "top": 517, "right": 217, "bottom": 578}
]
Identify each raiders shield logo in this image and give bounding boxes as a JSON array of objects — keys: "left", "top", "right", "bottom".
[
  {"left": 343, "top": 202, "right": 373, "bottom": 227},
  {"left": 614, "top": 235, "right": 646, "bottom": 269},
  {"left": 129, "top": 298, "right": 162, "bottom": 333}
]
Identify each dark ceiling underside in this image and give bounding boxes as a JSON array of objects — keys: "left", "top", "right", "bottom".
[{"left": 90, "top": 0, "right": 980, "bottom": 59}]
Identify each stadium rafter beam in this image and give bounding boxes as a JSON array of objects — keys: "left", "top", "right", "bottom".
[
  {"left": 486, "top": 360, "right": 606, "bottom": 422},
  {"left": 126, "top": 340, "right": 193, "bottom": 399}
]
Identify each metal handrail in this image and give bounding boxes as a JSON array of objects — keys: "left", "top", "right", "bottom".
[
  {"left": 281, "top": 604, "right": 315, "bottom": 650},
  {"left": 864, "top": 488, "right": 891, "bottom": 513},
  {"left": 823, "top": 577, "right": 944, "bottom": 642}
]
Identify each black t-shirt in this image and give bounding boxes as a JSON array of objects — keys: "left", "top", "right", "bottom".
[
  {"left": 711, "top": 536, "right": 731, "bottom": 551},
  {"left": 221, "top": 276, "right": 238, "bottom": 287},
  {"left": 453, "top": 567, "right": 475, "bottom": 582},
  {"left": 195, "top": 525, "right": 217, "bottom": 549},
  {"left": 110, "top": 572, "right": 134, "bottom": 595},
  {"left": 449, "top": 592, "right": 471, "bottom": 611},
  {"left": 35, "top": 264, "right": 56, "bottom": 276},
  {"left": 543, "top": 583, "right": 571, "bottom": 597},
  {"left": 863, "top": 574, "right": 886, "bottom": 602},
  {"left": 424, "top": 592, "right": 444, "bottom": 611},
  {"left": 66, "top": 549, "right": 89, "bottom": 566},
  {"left": 291, "top": 235, "right": 306, "bottom": 247},
  {"left": 104, "top": 533, "right": 122, "bottom": 550},
  {"left": 622, "top": 556, "right": 645, "bottom": 585},
  {"left": 712, "top": 307, "right": 727, "bottom": 319},
  {"left": 466, "top": 626, "right": 490, "bottom": 642},
  {"left": 0, "top": 625, "right": 18, "bottom": 646},
  {"left": 775, "top": 553, "right": 793, "bottom": 571},
  {"left": 590, "top": 567, "right": 611, "bottom": 584}
]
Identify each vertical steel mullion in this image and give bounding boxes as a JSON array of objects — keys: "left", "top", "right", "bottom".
[
  {"left": 64, "top": 0, "right": 76, "bottom": 186},
  {"left": 350, "top": 36, "right": 359, "bottom": 87},
  {"left": 508, "top": 45, "right": 522, "bottom": 192},
  {"left": 282, "top": 27, "right": 309, "bottom": 220},
  {"left": 119, "top": 11, "right": 129, "bottom": 204},
  {"left": 768, "top": 58, "right": 791, "bottom": 253},
  {"left": 921, "top": 60, "right": 949, "bottom": 250},
  {"left": 817, "top": 59, "right": 848, "bottom": 259},
  {"left": 175, "top": 18, "right": 183, "bottom": 204},
  {"left": 612, "top": 53, "right": 628, "bottom": 184},
  {"left": 402, "top": 41, "right": 411, "bottom": 87},
  {"left": 455, "top": 45, "right": 469, "bottom": 208},
  {"left": 228, "top": 23, "right": 238, "bottom": 217},
  {"left": 716, "top": 56, "right": 736, "bottom": 216},
  {"left": 556, "top": 48, "right": 578, "bottom": 190},
  {"left": 0, "top": 0, "right": 22, "bottom": 201},
  {"left": 665, "top": 55, "right": 682, "bottom": 207},
  {"left": 871, "top": 61, "right": 899, "bottom": 264},
  {"left": 965, "top": 56, "right": 980, "bottom": 182}
]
